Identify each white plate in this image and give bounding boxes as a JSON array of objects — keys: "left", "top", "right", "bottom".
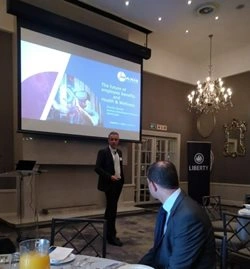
[
  {"left": 243, "top": 204, "right": 250, "bottom": 209},
  {"left": 50, "top": 253, "right": 76, "bottom": 265},
  {"left": 119, "top": 264, "right": 154, "bottom": 269}
]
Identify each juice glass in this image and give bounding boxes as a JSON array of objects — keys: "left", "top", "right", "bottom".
[{"left": 19, "top": 239, "right": 50, "bottom": 269}]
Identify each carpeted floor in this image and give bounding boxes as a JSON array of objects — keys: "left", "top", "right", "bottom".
[{"left": 105, "top": 212, "right": 156, "bottom": 263}]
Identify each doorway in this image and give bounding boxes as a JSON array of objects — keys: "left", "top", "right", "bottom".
[{"left": 132, "top": 130, "right": 180, "bottom": 204}]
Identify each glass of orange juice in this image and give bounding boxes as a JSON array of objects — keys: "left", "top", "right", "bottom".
[{"left": 19, "top": 239, "right": 50, "bottom": 269}]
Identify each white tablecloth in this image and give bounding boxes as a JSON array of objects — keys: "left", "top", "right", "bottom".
[{"left": 51, "top": 255, "right": 126, "bottom": 269}]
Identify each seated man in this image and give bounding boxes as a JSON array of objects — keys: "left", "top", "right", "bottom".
[{"left": 139, "top": 161, "right": 216, "bottom": 269}]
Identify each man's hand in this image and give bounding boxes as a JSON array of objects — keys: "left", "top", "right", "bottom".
[{"left": 111, "top": 175, "right": 119, "bottom": 181}]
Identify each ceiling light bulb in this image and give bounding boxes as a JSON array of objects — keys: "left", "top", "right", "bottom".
[
  {"left": 187, "top": 0, "right": 192, "bottom": 5},
  {"left": 215, "top": 16, "right": 219, "bottom": 20},
  {"left": 125, "top": 1, "right": 129, "bottom": 6},
  {"left": 185, "top": 30, "right": 189, "bottom": 34},
  {"left": 209, "top": 84, "right": 214, "bottom": 91},
  {"left": 158, "top": 17, "right": 162, "bottom": 21}
]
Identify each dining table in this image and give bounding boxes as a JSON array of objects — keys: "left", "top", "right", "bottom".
[
  {"left": 1, "top": 253, "right": 152, "bottom": 269},
  {"left": 50, "top": 254, "right": 127, "bottom": 269}
]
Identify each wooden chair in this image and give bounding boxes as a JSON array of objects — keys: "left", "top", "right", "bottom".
[
  {"left": 50, "top": 218, "right": 107, "bottom": 258},
  {"left": 221, "top": 212, "right": 250, "bottom": 269}
]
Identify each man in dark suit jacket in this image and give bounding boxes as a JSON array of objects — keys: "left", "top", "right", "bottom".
[
  {"left": 139, "top": 161, "right": 216, "bottom": 269},
  {"left": 95, "top": 131, "right": 124, "bottom": 246}
]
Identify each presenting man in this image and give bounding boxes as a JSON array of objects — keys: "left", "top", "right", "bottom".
[
  {"left": 139, "top": 161, "right": 216, "bottom": 269},
  {"left": 95, "top": 131, "right": 124, "bottom": 246}
]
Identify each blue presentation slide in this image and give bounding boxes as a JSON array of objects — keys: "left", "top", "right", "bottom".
[{"left": 21, "top": 41, "right": 141, "bottom": 133}]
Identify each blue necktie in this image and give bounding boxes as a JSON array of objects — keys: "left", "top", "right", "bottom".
[{"left": 155, "top": 206, "right": 167, "bottom": 246}]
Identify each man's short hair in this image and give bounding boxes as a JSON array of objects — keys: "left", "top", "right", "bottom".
[
  {"left": 147, "top": 161, "right": 179, "bottom": 189},
  {"left": 108, "top": 131, "right": 119, "bottom": 138}
]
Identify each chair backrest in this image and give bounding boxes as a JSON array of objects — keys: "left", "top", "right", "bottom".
[
  {"left": 0, "top": 237, "right": 16, "bottom": 254},
  {"left": 50, "top": 218, "right": 107, "bottom": 258},
  {"left": 202, "top": 195, "right": 222, "bottom": 221},
  {"left": 221, "top": 212, "right": 250, "bottom": 269}
]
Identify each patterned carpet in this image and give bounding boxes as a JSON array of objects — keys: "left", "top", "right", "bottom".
[{"left": 105, "top": 212, "right": 156, "bottom": 263}]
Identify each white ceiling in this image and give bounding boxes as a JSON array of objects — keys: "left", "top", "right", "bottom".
[{"left": 78, "top": 0, "right": 250, "bottom": 64}]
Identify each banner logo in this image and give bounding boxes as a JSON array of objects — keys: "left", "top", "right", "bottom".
[
  {"left": 189, "top": 152, "right": 209, "bottom": 171},
  {"left": 194, "top": 153, "right": 204, "bottom": 164}
]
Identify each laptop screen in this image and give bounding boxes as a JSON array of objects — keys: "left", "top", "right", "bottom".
[{"left": 16, "top": 160, "right": 36, "bottom": 171}]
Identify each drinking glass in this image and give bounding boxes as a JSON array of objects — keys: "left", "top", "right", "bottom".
[{"left": 19, "top": 239, "right": 50, "bottom": 269}]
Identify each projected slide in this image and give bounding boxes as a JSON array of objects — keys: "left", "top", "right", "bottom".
[{"left": 19, "top": 28, "right": 142, "bottom": 141}]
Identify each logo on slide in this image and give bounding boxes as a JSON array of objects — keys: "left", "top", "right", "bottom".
[
  {"left": 117, "top": 71, "right": 139, "bottom": 83},
  {"left": 194, "top": 153, "right": 204, "bottom": 164},
  {"left": 117, "top": 71, "right": 127, "bottom": 82}
]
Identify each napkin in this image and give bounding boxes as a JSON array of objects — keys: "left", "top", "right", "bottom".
[{"left": 49, "top": 247, "right": 73, "bottom": 263}]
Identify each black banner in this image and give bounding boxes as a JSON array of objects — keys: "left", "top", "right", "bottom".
[{"left": 187, "top": 141, "right": 211, "bottom": 204}]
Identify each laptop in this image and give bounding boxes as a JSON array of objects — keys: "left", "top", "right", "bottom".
[{"left": 16, "top": 160, "right": 37, "bottom": 174}]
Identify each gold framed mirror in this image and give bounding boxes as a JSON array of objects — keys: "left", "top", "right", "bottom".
[{"left": 223, "top": 119, "right": 247, "bottom": 157}]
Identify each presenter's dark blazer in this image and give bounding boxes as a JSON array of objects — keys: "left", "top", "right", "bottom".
[
  {"left": 95, "top": 147, "right": 124, "bottom": 192},
  {"left": 140, "top": 190, "right": 216, "bottom": 269}
]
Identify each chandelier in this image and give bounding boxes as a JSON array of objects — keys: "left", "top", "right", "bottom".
[{"left": 187, "top": 34, "right": 233, "bottom": 113}]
